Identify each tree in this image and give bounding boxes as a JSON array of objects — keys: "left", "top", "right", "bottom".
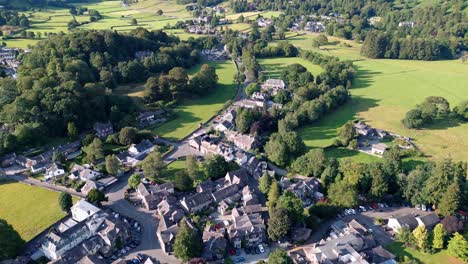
[
  {"left": 173, "top": 220, "right": 202, "bottom": 261},
  {"left": 337, "top": 121, "right": 356, "bottom": 146},
  {"left": 128, "top": 174, "right": 141, "bottom": 189},
  {"left": 313, "top": 34, "right": 328, "bottom": 48},
  {"left": 267, "top": 180, "right": 280, "bottom": 208},
  {"left": 141, "top": 151, "right": 164, "bottom": 180},
  {"left": 328, "top": 180, "right": 358, "bottom": 207},
  {"left": 453, "top": 100, "right": 468, "bottom": 121},
  {"left": 396, "top": 227, "right": 414, "bottom": 245},
  {"left": 58, "top": 192, "right": 73, "bottom": 212},
  {"left": 0, "top": 218, "right": 25, "bottom": 261},
  {"left": 236, "top": 108, "right": 256, "bottom": 134},
  {"left": 83, "top": 138, "right": 104, "bottom": 163},
  {"left": 412, "top": 226, "right": 429, "bottom": 252},
  {"left": 245, "top": 83, "right": 260, "bottom": 97},
  {"left": 131, "top": 18, "right": 138, "bottom": 25},
  {"left": 402, "top": 108, "right": 426, "bottom": 129},
  {"left": 268, "top": 206, "right": 290, "bottom": 242},
  {"left": 268, "top": 249, "right": 294, "bottom": 264},
  {"left": 105, "top": 154, "right": 120, "bottom": 176},
  {"left": 87, "top": 189, "right": 107, "bottom": 205},
  {"left": 291, "top": 149, "right": 326, "bottom": 177},
  {"left": 203, "top": 155, "right": 229, "bottom": 179},
  {"left": 67, "top": 121, "right": 78, "bottom": 139},
  {"left": 265, "top": 132, "right": 305, "bottom": 167},
  {"left": 185, "top": 155, "right": 201, "bottom": 182},
  {"left": 174, "top": 171, "right": 193, "bottom": 192},
  {"left": 258, "top": 173, "right": 272, "bottom": 194},
  {"left": 156, "top": 9, "right": 163, "bottom": 16},
  {"left": 278, "top": 191, "right": 304, "bottom": 224},
  {"left": 432, "top": 223, "right": 446, "bottom": 250},
  {"left": 441, "top": 216, "right": 464, "bottom": 234},
  {"left": 438, "top": 182, "right": 460, "bottom": 216},
  {"left": 119, "top": 127, "right": 137, "bottom": 145},
  {"left": 447, "top": 232, "right": 468, "bottom": 262}
]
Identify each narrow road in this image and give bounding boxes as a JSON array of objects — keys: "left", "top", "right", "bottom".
[{"left": 10, "top": 174, "right": 85, "bottom": 198}]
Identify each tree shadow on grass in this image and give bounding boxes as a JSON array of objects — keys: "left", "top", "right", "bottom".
[
  {"left": 0, "top": 217, "right": 25, "bottom": 260},
  {"left": 385, "top": 242, "right": 424, "bottom": 264},
  {"left": 351, "top": 65, "right": 382, "bottom": 90},
  {"left": 422, "top": 117, "right": 465, "bottom": 131}
]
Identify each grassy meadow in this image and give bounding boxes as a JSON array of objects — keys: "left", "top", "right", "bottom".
[
  {"left": 258, "top": 56, "right": 324, "bottom": 79},
  {"left": 152, "top": 60, "right": 237, "bottom": 140},
  {"left": 282, "top": 33, "right": 468, "bottom": 161},
  {"left": 386, "top": 242, "right": 466, "bottom": 264},
  {"left": 0, "top": 182, "right": 77, "bottom": 241}
]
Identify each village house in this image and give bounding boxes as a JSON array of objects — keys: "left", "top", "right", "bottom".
[
  {"left": 251, "top": 91, "right": 268, "bottom": 101},
  {"left": 234, "top": 99, "right": 264, "bottom": 109},
  {"left": 279, "top": 176, "right": 323, "bottom": 206},
  {"left": 415, "top": 213, "right": 440, "bottom": 230},
  {"left": 242, "top": 185, "right": 260, "bottom": 206},
  {"left": 71, "top": 199, "right": 101, "bottom": 222},
  {"left": 44, "top": 162, "right": 66, "bottom": 181},
  {"left": 292, "top": 219, "right": 396, "bottom": 264},
  {"left": 137, "top": 110, "right": 166, "bottom": 128},
  {"left": 42, "top": 213, "right": 107, "bottom": 260},
  {"left": 202, "top": 225, "right": 227, "bottom": 261},
  {"left": 387, "top": 214, "right": 419, "bottom": 232},
  {"left": 69, "top": 164, "right": 102, "bottom": 182},
  {"left": 225, "top": 168, "right": 249, "bottom": 187},
  {"left": 371, "top": 143, "right": 388, "bottom": 155},
  {"left": 257, "top": 17, "right": 273, "bottom": 27},
  {"left": 31, "top": 161, "right": 50, "bottom": 174},
  {"left": 212, "top": 184, "right": 240, "bottom": 203},
  {"left": 15, "top": 155, "right": 37, "bottom": 168},
  {"left": 261, "top": 79, "right": 286, "bottom": 95},
  {"left": 128, "top": 140, "right": 155, "bottom": 156},
  {"left": 56, "top": 141, "right": 81, "bottom": 160},
  {"left": 136, "top": 182, "right": 170, "bottom": 210},
  {"left": 227, "top": 212, "right": 266, "bottom": 249},
  {"left": 354, "top": 121, "right": 373, "bottom": 137},
  {"left": 156, "top": 198, "right": 191, "bottom": 254},
  {"left": 93, "top": 122, "right": 113, "bottom": 139},
  {"left": 225, "top": 130, "right": 259, "bottom": 152},
  {"left": 0, "top": 152, "right": 16, "bottom": 167},
  {"left": 180, "top": 191, "right": 213, "bottom": 213}
]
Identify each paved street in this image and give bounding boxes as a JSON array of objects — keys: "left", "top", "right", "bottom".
[{"left": 10, "top": 174, "right": 85, "bottom": 198}]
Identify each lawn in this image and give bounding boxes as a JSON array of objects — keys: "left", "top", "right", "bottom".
[
  {"left": 152, "top": 60, "right": 237, "bottom": 140},
  {"left": 324, "top": 147, "right": 382, "bottom": 163},
  {"left": 160, "top": 159, "right": 185, "bottom": 183},
  {"left": 0, "top": 182, "right": 77, "bottom": 241},
  {"left": 386, "top": 242, "right": 465, "bottom": 264},
  {"left": 286, "top": 33, "right": 468, "bottom": 161},
  {"left": 258, "top": 57, "right": 324, "bottom": 79}
]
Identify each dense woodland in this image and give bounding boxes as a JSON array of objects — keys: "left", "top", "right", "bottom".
[
  {"left": 0, "top": 10, "right": 29, "bottom": 28},
  {"left": 243, "top": 0, "right": 467, "bottom": 60},
  {"left": 0, "top": 28, "right": 217, "bottom": 154}
]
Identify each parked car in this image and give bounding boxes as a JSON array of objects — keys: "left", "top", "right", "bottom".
[
  {"left": 359, "top": 206, "right": 366, "bottom": 212},
  {"left": 234, "top": 257, "right": 246, "bottom": 263},
  {"left": 258, "top": 244, "right": 265, "bottom": 253}
]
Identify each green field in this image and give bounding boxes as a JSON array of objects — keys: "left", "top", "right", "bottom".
[
  {"left": 0, "top": 182, "right": 77, "bottom": 241},
  {"left": 4, "top": 0, "right": 193, "bottom": 48},
  {"left": 160, "top": 159, "right": 185, "bottom": 183},
  {"left": 152, "top": 60, "right": 237, "bottom": 140},
  {"left": 258, "top": 57, "right": 324, "bottom": 79},
  {"left": 386, "top": 242, "right": 465, "bottom": 264},
  {"left": 285, "top": 33, "right": 468, "bottom": 161}
]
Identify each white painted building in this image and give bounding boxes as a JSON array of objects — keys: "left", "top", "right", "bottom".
[{"left": 71, "top": 199, "right": 101, "bottom": 222}]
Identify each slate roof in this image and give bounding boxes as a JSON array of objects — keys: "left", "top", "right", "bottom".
[{"left": 212, "top": 184, "right": 239, "bottom": 203}]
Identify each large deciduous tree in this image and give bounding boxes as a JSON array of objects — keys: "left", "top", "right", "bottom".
[
  {"left": 58, "top": 192, "right": 73, "bottom": 212},
  {"left": 141, "top": 151, "right": 164, "bottom": 181},
  {"left": 173, "top": 220, "right": 202, "bottom": 261}
]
